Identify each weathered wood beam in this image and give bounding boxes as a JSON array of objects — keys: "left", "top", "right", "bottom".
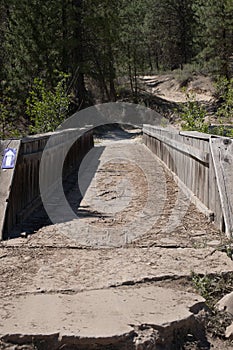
[
  {"left": 210, "top": 137, "right": 233, "bottom": 237},
  {"left": 143, "top": 126, "right": 209, "bottom": 164}
]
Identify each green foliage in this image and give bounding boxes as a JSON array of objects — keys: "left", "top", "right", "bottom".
[
  {"left": 208, "top": 77, "right": 233, "bottom": 137},
  {"left": 149, "top": 0, "right": 196, "bottom": 70},
  {"left": 194, "top": 0, "right": 233, "bottom": 78},
  {"left": 0, "top": 91, "right": 12, "bottom": 138},
  {"left": 180, "top": 82, "right": 233, "bottom": 137},
  {"left": 26, "top": 72, "right": 70, "bottom": 134},
  {"left": 0, "top": 0, "right": 233, "bottom": 135},
  {"left": 180, "top": 91, "right": 209, "bottom": 132},
  {"left": 216, "top": 77, "right": 233, "bottom": 121},
  {"left": 84, "top": 0, "right": 120, "bottom": 101},
  {"left": 192, "top": 272, "right": 233, "bottom": 308},
  {"left": 0, "top": 85, "right": 22, "bottom": 139},
  {"left": 117, "top": 0, "right": 150, "bottom": 99},
  {"left": 192, "top": 273, "right": 215, "bottom": 305}
]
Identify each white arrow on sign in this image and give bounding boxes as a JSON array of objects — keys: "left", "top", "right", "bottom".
[{"left": 5, "top": 149, "right": 15, "bottom": 167}]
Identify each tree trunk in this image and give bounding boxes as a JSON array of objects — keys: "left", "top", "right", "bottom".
[
  {"left": 62, "top": 0, "right": 68, "bottom": 73},
  {"left": 71, "top": 0, "right": 87, "bottom": 108},
  {"left": 133, "top": 49, "right": 138, "bottom": 102},
  {"left": 127, "top": 44, "right": 134, "bottom": 95},
  {"left": 93, "top": 49, "right": 111, "bottom": 101},
  {"left": 108, "top": 43, "right": 116, "bottom": 101}
]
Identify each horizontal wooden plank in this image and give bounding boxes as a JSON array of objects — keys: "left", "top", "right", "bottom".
[
  {"left": 21, "top": 127, "right": 92, "bottom": 144},
  {"left": 179, "top": 130, "right": 211, "bottom": 140},
  {"left": 143, "top": 127, "right": 209, "bottom": 164},
  {"left": 19, "top": 152, "right": 42, "bottom": 160},
  {"left": 143, "top": 124, "right": 179, "bottom": 134},
  {"left": 180, "top": 130, "right": 232, "bottom": 140}
]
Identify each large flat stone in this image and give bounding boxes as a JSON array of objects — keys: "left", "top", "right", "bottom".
[
  {"left": 29, "top": 248, "right": 233, "bottom": 293},
  {"left": 0, "top": 286, "right": 205, "bottom": 346}
]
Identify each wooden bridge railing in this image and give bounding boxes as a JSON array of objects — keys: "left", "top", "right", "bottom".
[
  {"left": 0, "top": 128, "right": 94, "bottom": 239},
  {"left": 143, "top": 125, "right": 233, "bottom": 237}
]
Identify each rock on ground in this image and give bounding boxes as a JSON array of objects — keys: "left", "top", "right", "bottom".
[{"left": 0, "top": 286, "right": 206, "bottom": 349}]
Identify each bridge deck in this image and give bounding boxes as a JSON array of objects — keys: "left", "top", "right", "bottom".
[{"left": 18, "top": 131, "right": 221, "bottom": 248}]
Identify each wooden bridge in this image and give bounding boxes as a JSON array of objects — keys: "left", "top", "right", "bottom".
[{"left": 0, "top": 124, "right": 232, "bottom": 240}]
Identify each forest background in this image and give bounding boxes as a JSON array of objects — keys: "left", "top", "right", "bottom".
[{"left": 0, "top": 0, "right": 232, "bottom": 137}]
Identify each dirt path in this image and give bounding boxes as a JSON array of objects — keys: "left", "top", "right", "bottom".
[
  {"left": 0, "top": 131, "right": 233, "bottom": 349},
  {"left": 140, "top": 74, "right": 215, "bottom": 103}
]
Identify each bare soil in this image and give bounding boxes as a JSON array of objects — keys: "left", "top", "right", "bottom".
[{"left": 140, "top": 74, "right": 216, "bottom": 103}]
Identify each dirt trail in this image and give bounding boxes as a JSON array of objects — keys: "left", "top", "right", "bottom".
[
  {"left": 140, "top": 74, "right": 215, "bottom": 103},
  {"left": 0, "top": 131, "right": 233, "bottom": 349}
]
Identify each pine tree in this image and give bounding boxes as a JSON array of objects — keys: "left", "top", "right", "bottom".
[
  {"left": 147, "top": 0, "right": 196, "bottom": 70},
  {"left": 83, "top": 0, "right": 121, "bottom": 101},
  {"left": 117, "top": 0, "right": 150, "bottom": 97},
  {"left": 2, "top": 0, "right": 64, "bottom": 98},
  {"left": 195, "top": 0, "right": 233, "bottom": 78}
]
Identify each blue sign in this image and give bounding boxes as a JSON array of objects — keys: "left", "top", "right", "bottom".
[{"left": 1, "top": 148, "right": 17, "bottom": 169}]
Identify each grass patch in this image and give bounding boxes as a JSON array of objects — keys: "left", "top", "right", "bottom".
[
  {"left": 191, "top": 272, "right": 233, "bottom": 340},
  {"left": 192, "top": 273, "right": 233, "bottom": 309}
]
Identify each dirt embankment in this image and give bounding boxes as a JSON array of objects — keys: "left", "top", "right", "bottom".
[
  {"left": 136, "top": 73, "right": 219, "bottom": 124},
  {"left": 139, "top": 74, "right": 216, "bottom": 103}
]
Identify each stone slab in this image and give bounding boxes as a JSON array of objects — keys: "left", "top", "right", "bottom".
[
  {"left": 32, "top": 248, "right": 233, "bottom": 293},
  {"left": 1, "top": 246, "right": 233, "bottom": 298},
  {"left": 0, "top": 286, "right": 205, "bottom": 341}
]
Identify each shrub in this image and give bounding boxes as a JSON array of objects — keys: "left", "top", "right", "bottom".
[
  {"left": 0, "top": 87, "right": 21, "bottom": 139},
  {"left": 180, "top": 91, "right": 209, "bottom": 133},
  {"left": 26, "top": 72, "right": 70, "bottom": 134},
  {"left": 210, "top": 78, "right": 233, "bottom": 137},
  {"left": 216, "top": 77, "right": 233, "bottom": 122}
]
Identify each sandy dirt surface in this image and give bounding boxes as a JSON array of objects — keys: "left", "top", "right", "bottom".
[{"left": 1, "top": 131, "right": 233, "bottom": 349}]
